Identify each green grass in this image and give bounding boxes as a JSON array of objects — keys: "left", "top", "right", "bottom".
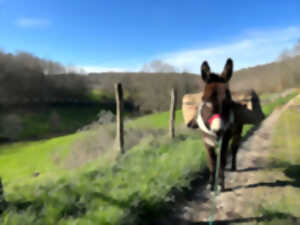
[
  {"left": 1, "top": 135, "right": 206, "bottom": 225},
  {"left": 262, "top": 92, "right": 298, "bottom": 117},
  {"left": 0, "top": 91, "right": 297, "bottom": 225},
  {"left": 270, "top": 95, "right": 300, "bottom": 165},
  {"left": 256, "top": 95, "right": 300, "bottom": 225},
  {"left": 127, "top": 110, "right": 184, "bottom": 130},
  {"left": 0, "top": 87, "right": 137, "bottom": 141},
  {"left": 0, "top": 105, "right": 103, "bottom": 140},
  {"left": 86, "top": 89, "right": 115, "bottom": 103},
  {"left": 0, "top": 132, "right": 86, "bottom": 191}
]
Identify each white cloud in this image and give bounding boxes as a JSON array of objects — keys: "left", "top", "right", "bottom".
[
  {"left": 79, "top": 66, "right": 137, "bottom": 74},
  {"left": 78, "top": 26, "right": 300, "bottom": 74},
  {"left": 15, "top": 18, "right": 51, "bottom": 28},
  {"left": 157, "top": 26, "right": 300, "bottom": 73}
]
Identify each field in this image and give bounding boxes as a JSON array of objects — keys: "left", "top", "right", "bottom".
[
  {"left": 0, "top": 105, "right": 104, "bottom": 140},
  {"left": 0, "top": 91, "right": 297, "bottom": 225}
]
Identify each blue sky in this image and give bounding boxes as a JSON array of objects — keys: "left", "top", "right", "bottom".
[{"left": 0, "top": 0, "right": 300, "bottom": 73}]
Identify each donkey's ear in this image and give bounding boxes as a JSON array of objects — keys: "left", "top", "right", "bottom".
[
  {"left": 201, "top": 61, "right": 210, "bottom": 82},
  {"left": 221, "top": 58, "right": 233, "bottom": 81}
]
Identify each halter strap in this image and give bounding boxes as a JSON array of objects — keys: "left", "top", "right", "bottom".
[
  {"left": 196, "top": 102, "right": 235, "bottom": 143},
  {"left": 196, "top": 103, "right": 217, "bottom": 137}
]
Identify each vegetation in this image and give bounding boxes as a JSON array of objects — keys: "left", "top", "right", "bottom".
[
  {"left": 0, "top": 50, "right": 198, "bottom": 141},
  {"left": 256, "top": 96, "right": 300, "bottom": 225},
  {"left": 86, "top": 55, "right": 300, "bottom": 113},
  {"left": 127, "top": 109, "right": 184, "bottom": 130},
  {"left": 241, "top": 91, "right": 297, "bottom": 137},
  {"left": 1, "top": 49, "right": 300, "bottom": 112},
  {"left": 262, "top": 92, "right": 298, "bottom": 116},
  {"left": 2, "top": 49, "right": 300, "bottom": 142},
  {"left": 1, "top": 49, "right": 299, "bottom": 224},
  {"left": 0, "top": 105, "right": 105, "bottom": 141},
  {"left": 231, "top": 55, "right": 300, "bottom": 93},
  {"left": 0, "top": 50, "right": 88, "bottom": 106},
  {"left": 0, "top": 91, "right": 296, "bottom": 225},
  {"left": 0, "top": 133, "right": 83, "bottom": 189},
  {"left": 1, "top": 136, "right": 206, "bottom": 225}
]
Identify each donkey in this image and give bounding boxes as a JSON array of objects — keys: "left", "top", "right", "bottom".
[{"left": 197, "top": 58, "right": 243, "bottom": 191}]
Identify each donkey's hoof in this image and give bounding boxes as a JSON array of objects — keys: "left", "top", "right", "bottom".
[
  {"left": 206, "top": 184, "right": 214, "bottom": 191},
  {"left": 209, "top": 184, "right": 224, "bottom": 193},
  {"left": 219, "top": 184, "right": 225, "bottom": 192}
]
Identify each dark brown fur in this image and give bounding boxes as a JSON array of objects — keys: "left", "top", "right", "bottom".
[{"left": 200, "top": 58, "right": 242, "bottom": 191}]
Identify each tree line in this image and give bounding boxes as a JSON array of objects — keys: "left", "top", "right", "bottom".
[
  {"left": 1, "top": 49, "right": 300, "bottom": 112},
  {"left": 0, "top": 50, "right": 88, "bottom": 106}
]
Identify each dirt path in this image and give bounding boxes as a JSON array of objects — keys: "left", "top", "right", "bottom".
[{"left": 155, "top": 95, "right": 300, "bottom": 225}]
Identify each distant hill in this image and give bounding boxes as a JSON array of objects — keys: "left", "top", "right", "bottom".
[
  {"left": 86, "top": 72, "right": 200, "bottom": 113},
  {"left": 231, "top": 55, "right": 300, "bottom": 93},
  {"left": 1, "top": 49, "right": 300, "bottom": 113},
  {"left": 86, "top": 55, "right": 300, "bottom": 112},
  {"left": 1, "top": 50, "right": 300, "bottom": 141}
]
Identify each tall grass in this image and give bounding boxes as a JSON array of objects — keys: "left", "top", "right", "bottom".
[
  {"left": 0, "top": 91, "right": 297, "bottom": 225},
  {"left": 1, "top": 135, "right": 206, "bottom": 225},
  {"left": 0, "top": 133, "right": 85, "bottom": 191}
]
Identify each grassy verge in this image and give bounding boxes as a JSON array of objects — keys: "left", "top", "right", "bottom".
[
  {"left": 256, "top": 96, "right": 300, "bottom": 225},
  {"left": 0, "top": 132, "right": 86, "bottom": 192},
  {"left": 262, "top": 92, "right": 298, "bottom": 117},
  {"left": 0, "top": 92, "right": 297, "bottom": 225},
  {"left": 127, "top": 110, "right": 184, "bottom": 130},
  {"left": 1, "top": 135, "right": 206, "bottom": 225}
]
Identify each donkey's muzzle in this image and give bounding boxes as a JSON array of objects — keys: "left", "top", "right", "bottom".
[{"left": 208, "top": 114, "right": 223, "bottom": 133}]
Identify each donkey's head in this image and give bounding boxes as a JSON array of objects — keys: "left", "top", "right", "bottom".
[{"left": 198, "top": 58, "right": 234, "bottom": 137}]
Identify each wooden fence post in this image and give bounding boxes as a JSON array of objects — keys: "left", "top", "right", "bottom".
[
  {"left": 169, "top": 88, "right": 177, "bottom": 139},
  {"left": 114, "top": 83, "right": 125, "bottom": 154}
]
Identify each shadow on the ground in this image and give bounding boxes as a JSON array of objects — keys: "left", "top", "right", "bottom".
[
  {"left": 232, "top": 166, "right": 265, "bottom": 172},
  {"left": 224, "top": 180, "right": 300, "bottom": 192},
  {"left": 224, "top": 163, "right": 300, "bottom": 192},
  {"left": 284, "top": 164, "right": 300, "bottom": 183},
  {"left": 141, "top": 121, "right": 269, "bottom": 224}
]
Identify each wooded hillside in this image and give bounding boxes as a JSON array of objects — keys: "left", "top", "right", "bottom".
[{"left": 1, "top": 50, "right": 300, "bottom": 113}]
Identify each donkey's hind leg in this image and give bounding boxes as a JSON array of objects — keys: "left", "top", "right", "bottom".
[{"left": 231, "top": 125, "right": 243, "bottom": 171}]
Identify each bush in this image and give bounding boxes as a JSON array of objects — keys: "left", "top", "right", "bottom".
[{"left": 0, "top": 114, "right": 23, "bottom": 140}]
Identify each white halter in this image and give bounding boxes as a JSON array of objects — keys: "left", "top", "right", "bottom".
[
  {"left": 196, "top": 103, "right": 217, "bottom": 137},
  {"left": 196, "top": 102, "right": 234, "bottom": 147}
]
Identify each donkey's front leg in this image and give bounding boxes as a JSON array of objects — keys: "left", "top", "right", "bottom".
[
  {"left": 205, "top": 145, "right": 217, "bottom": 191},
  {"left": 219, "top": 132, "right": 231, "bottom": 191}
]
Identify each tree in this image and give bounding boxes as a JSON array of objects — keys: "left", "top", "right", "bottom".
[{"left": 141, "top": 60, "right": 178, "bottom": 73}]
